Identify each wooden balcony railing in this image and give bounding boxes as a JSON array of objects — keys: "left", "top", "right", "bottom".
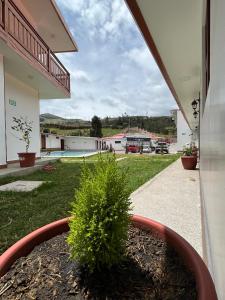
[{"left": 0, "top": 0, "right": 70, "bottom": 92}]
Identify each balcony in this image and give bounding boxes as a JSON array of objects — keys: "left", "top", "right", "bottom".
[{"left": 0, "top": 0, "right": 70, "bottom": 96}]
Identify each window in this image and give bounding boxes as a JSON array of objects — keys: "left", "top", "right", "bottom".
[{"left": 115, "top": 141, "right": 121, "bottom": 144}]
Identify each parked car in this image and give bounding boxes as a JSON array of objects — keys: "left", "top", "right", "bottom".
[
  {"left": 155, "top": 142, "right": 169, "bottom": 154},
  {"left": 142, "top": 145, "right": 152, "bottom": 153},
  {"left": 127, "top": 145, "right": 140, "bottom": 153},
  {"left": 151, "top": 140, "right": 157, "bottom": 151}
]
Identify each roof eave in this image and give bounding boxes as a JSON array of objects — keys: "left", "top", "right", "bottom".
[
  {"left": 125, "top": 0, "right": 190, "bottom": 127},
  {"left": 50, "top": 0, "right": 78, "bottom": 52}
]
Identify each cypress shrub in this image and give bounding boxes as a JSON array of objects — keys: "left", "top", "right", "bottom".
[{"left": 67, "top": 156, "right": 131, "bottom": 271}]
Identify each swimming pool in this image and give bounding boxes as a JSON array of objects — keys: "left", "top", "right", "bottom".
[{"left": 41, "top": 150, "right": 99, "bottom": 158}]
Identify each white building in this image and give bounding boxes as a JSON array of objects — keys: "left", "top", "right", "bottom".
[
  {"left": 0, "top": 0, "right": 77, "bottom": 168},
  {"left": 126, "top": 0, "right": 225, "bottom": 297},
  {"left": 105, "top": 133, "right": 153, "bottom": 152},
  {"left": 171, "top": 109, "right": 192, "bottom": 151},
  {"left": 64, "top": 136, "right": 103, "bottom": 151},
  {"left": 105, "top": 134, "right": 126, "bottom": 151},
  {"left": 41, "top": 133, "right": 63, "bottom": 151},
  {"left": 40, "top": 134, "right": 105, "bottom": 152}
]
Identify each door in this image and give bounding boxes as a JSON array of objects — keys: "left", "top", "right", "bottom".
[
  {"left": 41, "top": 134, "right": 46, "bottom": 149},
  {"left": 61, "top": 139, "right": 65, "bottom": 150}
]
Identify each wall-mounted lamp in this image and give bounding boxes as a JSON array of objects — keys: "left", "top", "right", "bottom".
[{"left": 191, "top": 97, "right": 200, "bottom": 119}]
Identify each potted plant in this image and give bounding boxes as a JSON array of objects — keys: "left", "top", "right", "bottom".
[
  {"left": 0, "top": 157, "right": 217, "bottom": 299},
  {"left": 11, "top": 116, "right": 36, "bottom": 167},
  {"left": 181, "top": 145, "right": 198, "bottom": 170}
]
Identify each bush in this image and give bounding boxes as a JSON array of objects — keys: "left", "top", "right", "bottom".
[
  {"left": 51, "top": 130, "right": 57, "bottom": 134},
  {"left": 43, "top": 128, "right": 50, "bottom": 133},
  {"left": 67, "top": 155, "right": 131, "bottom": 271}
]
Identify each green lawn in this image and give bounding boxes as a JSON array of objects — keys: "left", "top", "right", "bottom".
[
  {"left": 42, "top": 127, "right": 123, "bottom": 137},
  {"left": 101, "top": 128, "right": 123, "bottom": 137},
  {"left": 0, "top": 154, "right": 179, "bottom": 254}
]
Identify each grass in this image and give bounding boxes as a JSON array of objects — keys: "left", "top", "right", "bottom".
[
  {"left": 101, "top": 128, "right": 123, "bottom": 137},
  {"left": 119, "top": 154, "right": 180, "bottom": 192},
  {"left": 0, "top": 154, "right": 180, "bottom": 254},
  {"left": 42, "top": 127, "right": 123, "bottom": 137}
]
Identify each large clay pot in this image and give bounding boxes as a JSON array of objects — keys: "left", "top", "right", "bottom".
[
  {"left": 0, "top": 216, "right": 217, "bottom": 300},
  {"left": 18, "top": 152, "right": 36, "bottom": 167},
  {"left": 181, "top": 155, "right": 197, "bottom": 170}
]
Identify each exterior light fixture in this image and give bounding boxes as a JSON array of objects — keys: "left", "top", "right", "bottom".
[
  {"left": 191, "top": 96, "right": 200, "bottom": 119},
  {"left": 193, "top": 110, "right": 198, "bottom": 119},
  {"left": 191, "top": 99, "right": 198, "bottom": 110}
]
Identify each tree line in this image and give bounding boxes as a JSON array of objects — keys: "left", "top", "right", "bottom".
[{"left": 41, "top": 114, "right": 176, "bottom": 137}]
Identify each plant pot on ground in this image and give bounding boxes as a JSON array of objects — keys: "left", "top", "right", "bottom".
[
  {"left": 11, "top": 116, "right": 36, "bottom": 167},
  {"left": 181, "top": 145, "right": 198, "bottom": 170},
  {"left": 17, "top": 152, "right": 36, "bottom": 167},
  {"left": 0, "top": 157, "right": 217, "bottom": 299}
]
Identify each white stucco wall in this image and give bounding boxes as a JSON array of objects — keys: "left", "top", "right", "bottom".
[
  {"left": 5, "top": 73, "right": 40, "bottom": 161},
  {"left": 0, "top": 54, "right": 6, "bottom": 166},
  {"left": 64, "top": 137, "right": 98, "bottom": 150},
  {"left": 105, "top": 138, "right": 126, "bottom": 151},
  {"left": 176, "top": 110, "right": 192, "bottom": 151},
  {"left": 45, "top": 134, "right": 62, "bottom": 149},
  {"left": 200, "top": 1, "right": 225, "bottom": 298}
]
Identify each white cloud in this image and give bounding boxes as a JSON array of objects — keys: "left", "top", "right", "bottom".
[
  {"left": 56, "top": 0, "right": 87, "bottom": 13},
  {"left": 41, "top": 0, "right": 177, "bottom": 120},
  {"left": 124, "top": 46, "right": 157, "bottom": 72},
  {"left": 71, "top": 70, "right": 91, "bottom": 83}
]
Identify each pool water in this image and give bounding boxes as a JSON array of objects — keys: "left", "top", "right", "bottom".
[{"left": 41, "top": 150, "right": 99, "bottom": 158}]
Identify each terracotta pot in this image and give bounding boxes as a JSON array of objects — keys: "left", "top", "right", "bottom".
[
  {"left": 181, "top": 155, "right": 197, "bottom": 170},
  {"left": 0, "top": 216, "right": 217, "bottom": 300},
  {"left": 18, "top": 152, "right": 36, "bottom": 167}
]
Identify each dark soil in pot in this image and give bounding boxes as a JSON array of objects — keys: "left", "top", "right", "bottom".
[{"left": 0, "top": 226, "right": 197, "bottom": 300}]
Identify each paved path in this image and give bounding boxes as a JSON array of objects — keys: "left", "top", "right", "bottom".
[
  {"left": 0, "top": 158, "right": 58, "bottom": 178},
  {"left": 131, "top": 159, "right": 202, "bottom": 256}
]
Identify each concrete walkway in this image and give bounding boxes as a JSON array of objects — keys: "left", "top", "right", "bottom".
[
  {"left": 0, "top": 158, "right": 58, "bottom": 178},
  {"left": 131, "top": 159, "right": 202, "bottom": 256}
]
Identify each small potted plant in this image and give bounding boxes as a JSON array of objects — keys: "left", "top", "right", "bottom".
[
  {"left": 11, "top": 116, "right": 36, "bottom": 167},
  {"left": 181, "top": 145, "right": 198, "bottom": 170}
]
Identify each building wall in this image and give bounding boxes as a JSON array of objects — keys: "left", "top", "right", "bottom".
[
  {"left": 45, "top": 135, "right": 62, "bottom": 150},
  {"left": 105, "top": 139, "right": 126, "bottom": 151},
  {"left": 64, "top": 137, "right": 98, "bottom": 150},
  {"left": 5, "top": 73, "right": 40, "bottom": 162},
  {"left": 200, "top": 0, "right": 225, "bottom": 298},
  {"left": 176, "top": 110, "right": 192, "bottom": 151},
  {"left": 0, "top": 55, "right": 6, "bottom": 167}
]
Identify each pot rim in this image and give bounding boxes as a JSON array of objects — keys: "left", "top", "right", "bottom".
[
  {"left": 17, "top": 152, "right": 36, "bottom": 155},
  {"left": 0, "top": 215, "right": 217, "bottom": 300}
]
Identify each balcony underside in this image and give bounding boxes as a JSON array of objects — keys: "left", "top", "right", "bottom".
[
  {"left": 0, "top": 33, "right": 70, "bottom": 99},
  {"left": 126, "top": 0, "right": 202, "bottom": 129},
  {"left": 0, "top": 0, "right": 71, "bottom": 99}
]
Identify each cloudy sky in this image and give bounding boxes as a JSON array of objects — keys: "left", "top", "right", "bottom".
[{"left": 40, "top": 0, "right": 177, "bottom": 120}]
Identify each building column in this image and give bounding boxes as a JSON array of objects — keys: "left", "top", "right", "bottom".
[{"left": 0, "top": 54, "right": 7, "bottom": 168}]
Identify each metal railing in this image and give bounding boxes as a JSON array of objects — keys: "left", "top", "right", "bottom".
[{"left": 0, "top": 0, "right": 70, "bottom": 92}]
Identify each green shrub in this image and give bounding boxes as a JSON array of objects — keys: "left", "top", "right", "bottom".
[
  {"left": 67, "top": 155, "right": 131, "bottom": 271},
  {"left": 51, "top": 130, "right": 57, "bottom": 134}
]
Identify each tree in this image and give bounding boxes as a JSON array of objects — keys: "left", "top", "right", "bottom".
[{"left": 90, "top": 115, "right": 103, "bottom": 137}]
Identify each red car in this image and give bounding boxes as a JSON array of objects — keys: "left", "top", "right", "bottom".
[{"left": 127, "top": 145, "right": 140, "bottom": 153}]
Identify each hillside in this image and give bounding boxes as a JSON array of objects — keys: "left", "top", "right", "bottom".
[
  {"left": 40, "top": 114, "right": 91, "bottom": 127},
  {"left": 40, "top": 114, "right": 176, "bottom": 137}
]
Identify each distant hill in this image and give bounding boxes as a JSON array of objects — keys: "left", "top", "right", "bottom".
[
  {"left": 40, "top": 114, "right": 91, "bottom": 127},
  {"left": 40, "top": 113, "right": 64, "bottom": 120},
  {"left": 40, "top": 113, "right": 176, "bottom": 136}
]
